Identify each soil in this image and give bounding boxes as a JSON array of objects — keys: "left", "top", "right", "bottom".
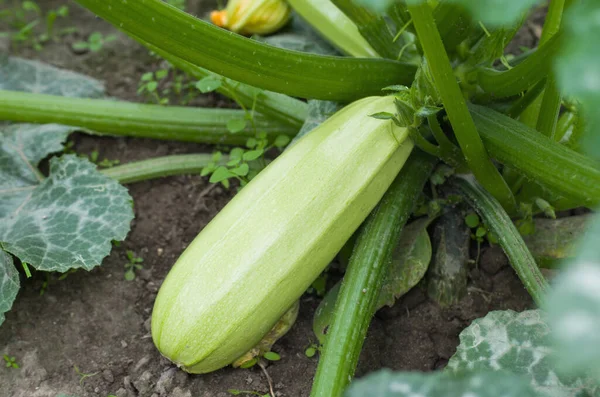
[{"left": 1, "top": 2, "right": 539, "bottom": 397}]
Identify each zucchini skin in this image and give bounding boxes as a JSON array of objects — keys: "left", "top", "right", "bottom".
[{"left": 151, "top": 96, "right": 413, "bottom": 373}]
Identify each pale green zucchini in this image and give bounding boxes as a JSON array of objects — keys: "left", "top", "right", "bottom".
[
  {"left": 286, "top": 0, "right": 380, "bottom": 58},
  {"left": 151, "top": 96, "right": 413, "bottom": 373}
]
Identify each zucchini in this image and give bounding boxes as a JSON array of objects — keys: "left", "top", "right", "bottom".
[
  {"left": 151, "top": 96, "right": 414, "bottom": 373},
  {"left": 286, "top": 0, "right": 380, "bottom": 58}
]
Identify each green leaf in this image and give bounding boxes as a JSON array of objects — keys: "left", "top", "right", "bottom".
[
  {"left": 445, "top": 0, "right": 541, "bottom": 27},
  {"left": 555, "top": 1, "right": 600, "bottom": 160},
  {"left": 0, "top": 123, "right": 74, "bottom": 216},
  {"left": 226, "top": 118, "right": 247, "bottom": 134},
  {"left": 369, "top": 111, "right": 396, "bottom": 120},
  {"left": 242, "top": 149, "right": 264, "bottom": 162},
  {"left": 546, "top": 214, "right": 600, "bottom": 382},
  {"left": 346, "top": 369, "right": 539, "bottom": 397},
  {"left": 313, "top": 218, "right": 433, "bottom": 344},
  {"left": 195, "top": 76, "right": 222, "bottom": 93},
  {"left": 274, "top": 135, "right": 290, "bottom": 149},
  {"left": 209, "top": 166, "right": 234, "bottom": 183},
  {"left": 447, "top": 309, "right": 598, "bottom": 396},
  {"left": 0, "top": 251, "right": 19, "bottom": 326},
  {"left": 0, "top": 56, "right": 104, "bottom": 98},
  {"left": 230, "top": 163, "right": 249, "bottom": 177},
  {"left": 522, "top": 215, "right": 591, "bottom": 268},
  {"left": 263, "top": 351, "right": 281, "bottom": 361},
  {"left": 427, "top": 210, "right": 469, "bottom": 307},
  {"left": 377, "top": 217, "right": 433, "bottom": 308},
  {"left": 0, "top": 154, "right": 134, "bottom": 272},
  {"left": 465, "top": 212, "right": 480, "bottom": 228}
]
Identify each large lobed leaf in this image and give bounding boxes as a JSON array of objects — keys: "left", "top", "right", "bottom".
[
  {"left": 1, "top": 154, "right": 133, "bottom": 272},
  {"left": 546, "top": 214, "right": 600, "bottom": 384},
  {"left": 555, "top": 1, "right": 600, "bottom": 160},
  {"left": 0, "top": 250, "right": 19, "bottom": 326},
  {"left": 0, "top": 57, "right": 105, "bottom": 98},
  {"left": 346, "top": 369, "right": 539, "bottom": 397},
  {"left": 447, "top": 310, "right": 598, "bottom": 396}
]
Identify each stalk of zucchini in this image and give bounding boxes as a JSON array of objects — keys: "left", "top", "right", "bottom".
[
  {"left": 286, "top": 0, "right": 380, "bottom": 58},
  {"left": 151, "top": 96, "right": 414, "bottom": 374}
]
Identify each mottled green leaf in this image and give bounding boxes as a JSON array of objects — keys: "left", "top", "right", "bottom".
[
  {"left": 346, "top": 369, "right": 539, "bottom": 397},
  {"left": 0, "top": 250, "right": 19, "bottom": 326},
  {"left": 0, "top": 57, "right": 104, "bottom": 98},
  {"left": 313, "top": 218, "right": 432, "bottom": 344},
  {"left": 546, "top": 213, "right": 600, "bottom": 383},
  {"left": 0, "top": 123, "right": 75, "bottom": 216},
  {"left": 447, "top": 309, "right": 598, "bottom": 396},
  {"left": 1, "top": 155, "right": 133, "bottom": 272},
  {"left": 378, "top": 217, "right": 433, "bottom": 307},
  {"left": 427, "top": 209, "right": 469, "bottom": 307},
  {"left": 523, "top": 215, "right": 591, "bottom": 268},
  {"left": 555, "top": 1, "right": 600, "bottom": 160}
]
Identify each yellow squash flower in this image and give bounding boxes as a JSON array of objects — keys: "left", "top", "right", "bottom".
[{"left": 211, "top": 0, "right": 291, "bottom": 36}]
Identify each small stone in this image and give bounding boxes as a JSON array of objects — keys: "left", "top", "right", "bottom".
[
  {"left": 133, "top": 370, "right": 154, "bottom": 396},
  {"left": 102, "top": 369, "right": 114, "bottom": 382},
  {"left": 155, "top": 367, "right": 176, "bottom": 395},
  {"left": 144, "top": 317, "right": 152, "bottom": 333},
  {"left": 157, "top": 247, "right": 164, "bottom": 256},
  {"left": 171, "top": 387, "right": 192, "bottom": 397},
  {"left": 114, "top": 388, "right": 129, "bottom": 397},
  {"left": 134, "top": 355, "right": 150, "bottom": 373},
  {"left": 121, "top": 340, "right": 128, "bottom": 348}
]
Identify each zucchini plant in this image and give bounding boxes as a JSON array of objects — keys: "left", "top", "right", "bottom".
[{"left": 1, "top": 0, "right": 600, "bottom": 396}]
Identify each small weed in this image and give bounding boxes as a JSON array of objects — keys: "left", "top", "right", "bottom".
[
  {"left": 137, "top": 66, "right": 199, "bottom": 105},
  {"left": 72, "top": 31, "right": 117, "bottom": 53},
  {"left": 124, "top": 250, "right": 143, "bottom": 281},
  {"left": 3, "top": 354, "right": 19, "bottom": 369},
  {"left": 464, "top": 212, "right": 498, "bottom": 265},
  {"left": 304, "top": 343, "right": 320, "bottom": 358},
  {"left": 228, "top": 389, "right": 269, "bottom": 397},
  {"left": 73, "top": 365, "right": 99, "bottom": 385},
  {"left": 1, "top": 1, "right": 72, "bottom": 51},
  {"left": 85, "top": 150, "right": 120, "bottom": 168}
]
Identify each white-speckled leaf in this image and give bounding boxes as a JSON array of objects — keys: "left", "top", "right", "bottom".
[
  {"left": 546, "top": 214, "right": 600, "bottom": 383},
  {"left": 0, "top": 57, "right": 104, "bottom": 98},
  {"left": 0, "top": 123, "right": 76, "bottom": 216},
  {"left": 0, "top": 250, "right": 19, "bottom": 326},
  {"left": 1, "top": 155, "right": 133, "bottom": 272},
  {"left": 346, "top": 369, "right": 539, "bottom": 397},
  {"left": 447, "top": 310, "right": 598, "bottom": 397}
]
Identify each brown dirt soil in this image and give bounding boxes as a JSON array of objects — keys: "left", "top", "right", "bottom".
[{"left": 1, "top": 2, "right": 537, "bottom": 396}]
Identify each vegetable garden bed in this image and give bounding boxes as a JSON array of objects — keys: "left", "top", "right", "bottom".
[{"left": 1, "top": 1, "right": 598, "bottom": 397}]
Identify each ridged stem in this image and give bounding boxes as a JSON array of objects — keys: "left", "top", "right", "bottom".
[
  {"left": 310, "top": 150, "right": 436, "bottom": 397},
  {"left": 0, "top": 90, "right": 296, "bottom": 145},
  {"left": 408, "top": 2, "right": 516, "bottom": 212},
  {"left": 74, "top": 0, "right": 417, "bottom": 102},
  {"left": 101, "top": 154, "right": 223, "bottom": 184},
  {"left": 453, "top": 176, "right": 549, "bottom": 305}
]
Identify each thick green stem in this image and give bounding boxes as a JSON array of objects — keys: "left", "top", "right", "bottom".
[
  {"left": 331, "top": 0, "right": 405, "bottom": 60},
  {"left": 476, "top": 33, "right": 561, "bottom": 99},
  {"left": 139, "top": 39, "right": 307, "bottom": 129},
  {"left": 310, "top": 151, "right": 436, "bottom": 397},
  {"left": 524, "top": 0, "right": 565, "bottom": 135},
  {"left": 536, "top": 77, "right": 562, "bottom": 139},
  {"left": 101, "top": 154, "right": 224, "bottom": 184},
  {"left": 453, "top": 176, "right": 549, "bottom": 305},
  {"left": 471, "top": 105, "right": 600, "bottom": 207},
  {"left": 0, "top": 90, "right": 297, "bottom": 145},
  {"left": 408, "top": 3, "right": 516, "bottom": 213},
  {"left": 74, "top": 0, "right": 417, "bottom": 102}
]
